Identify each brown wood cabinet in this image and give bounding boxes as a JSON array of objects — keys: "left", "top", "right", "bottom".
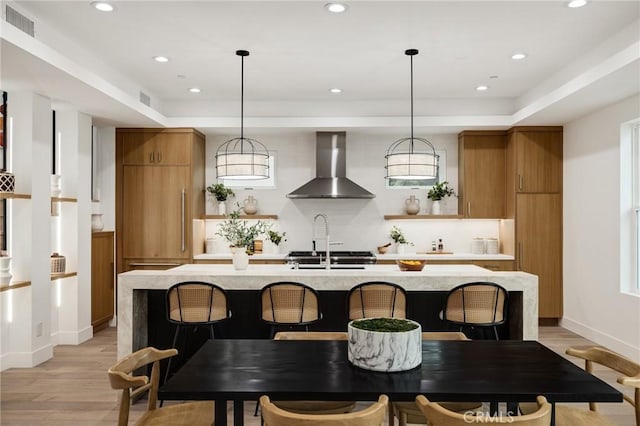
[
  {"left": 116, "top": 128, "right": 205, "bottom": 273},
  {"left": 91, "top": 231, "right": 114, "bottom": 332},
  {"left": 458, "top": 131, "right": 506, "bottom": 218},
  {"left": 507, "top": 126, "right": 563, "bottom": 319}
]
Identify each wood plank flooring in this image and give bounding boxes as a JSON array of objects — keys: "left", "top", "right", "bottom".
[{"left": 0, "top": 327, "right": 636, "bottom": 425}]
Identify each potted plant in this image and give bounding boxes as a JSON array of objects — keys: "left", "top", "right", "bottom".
[
  {"left": 216, "top": 205, "right": 268, "bottom": 269},
  {"left": 207, "top": 183, "right": 235, "bottom": 215},
  {"left": 390, "top": 226, "right": 413, "bottom": 254},
  {"left": 427, "top": 181, "right": 456, "bottom": 215},
  {"left": 267, "top": 230, "right": 287, "bottom": 254},
  {"left": 348, "top": 318, "right": 422, "bottom": 372}
]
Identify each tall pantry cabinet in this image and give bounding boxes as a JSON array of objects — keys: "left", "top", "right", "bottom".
[
  {"left": 116, "top": 128, "right": 205, "bottom": 273},
  {"left": 506, "top": 127, "right": 563, "bottom": 319}
]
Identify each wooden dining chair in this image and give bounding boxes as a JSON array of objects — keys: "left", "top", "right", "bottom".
[
  {"left": 416, "top": 395, "right": 551, "bottom": 425},
  {"left": 260, "top": 281, "right": 322, "bottom": 338},
  {"left": 442, "top": 282, "right": 508, "bottom": 340},
  {"left": 260, "top": 394, "right": 388, "bottom": 426},
  {"left": 253, "top": 331, "right": 355, "bottom": 420},
  {"left": 108, "top": 346, "right": 214, "bottom": 426},
  {"left": 348, "top": 281, "right": 407, "bottom": 320},
  {"left": 519, "top": 346, "right": 640, "bottom": 425},
  {"left": 164, "top": 281, "right": 231, "bottom": 383},
  {"left": 391, "top": 332, "right": 482, "bottom": 426}
]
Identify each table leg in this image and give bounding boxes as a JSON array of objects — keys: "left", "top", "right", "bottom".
[
  {"left": 489, "top": 401, "right": 498, "bottom": 415},
  {"left": 215, "top": 399, "right": 227, "bottom": 425},
  {"left": 550, "top": 403, "right": 555, "bottom": 426},
  {"left": 234, "top": 400, "right": 244, "bottom": 426}
]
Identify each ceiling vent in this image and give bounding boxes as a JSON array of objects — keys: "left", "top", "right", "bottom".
[
  {"left": 139, "top": 91, "right": 151, "bottom": 107},
  {"left": 5, "top": 5, "right": 34, "bottom": 37}
]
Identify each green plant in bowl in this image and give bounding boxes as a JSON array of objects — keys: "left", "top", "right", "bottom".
[{"left": 350, "top": 318, "right": 419, "bottom": 332}]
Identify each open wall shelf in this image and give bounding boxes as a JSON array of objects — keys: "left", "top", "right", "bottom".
[
  {"left": 0, "top": 281, "right": 31, "bottom": 292},
  {"left": 51, "top": 272, "right": 77, "bottom": 281},
  {"left": 384, "top": 214, "right": 463, "bottom": 220},
  {"left": 0, "top": 193, "right": 31, "bottom": 200},
  {"left": 204, "top": 214, "right": 278, "bottom": 220}
]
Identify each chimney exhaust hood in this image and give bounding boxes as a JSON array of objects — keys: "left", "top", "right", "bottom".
[{"left": 287, "top": 132, "right": 375, "bottom": 199}]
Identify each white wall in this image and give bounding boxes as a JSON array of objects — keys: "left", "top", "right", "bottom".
[
  {"left": 562, "top": 95, "right": 640, "bottom": 361},
  {"left": 203, "top": 131, "right": 501, "bottom": 254}
]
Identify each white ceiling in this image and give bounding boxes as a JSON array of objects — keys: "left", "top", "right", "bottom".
[{"left": 1, "top": 0, "right": 639, "bottom": 136}]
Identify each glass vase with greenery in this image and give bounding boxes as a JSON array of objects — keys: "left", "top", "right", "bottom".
[
  {"left": 267, "top": 230, "right": 287, "bottom": 246},
  {"left": 390, "top": 226, "right": 411, "bottom": 245}
]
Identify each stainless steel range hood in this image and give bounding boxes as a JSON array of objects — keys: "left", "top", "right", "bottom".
[{"left": 287, "top": 132, "right": 375, "bottom": 199}]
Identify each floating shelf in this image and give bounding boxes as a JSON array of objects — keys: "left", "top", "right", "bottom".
[
  {"left": 204, "top": 214, "right": 278, "bottom": 220},
  {"left": 0, "top": 281, "right": 32, "bottom": 292},
  {"left": 384, "top": 214, "right": 463, "bottom": 220},
  {"left": 0, "top": 193, "right": 31, "bottom": 200},
  {"left": 51, "top": 197, "right": 78, "bottom": 203},
  {"left": 51, "top": 272, "right": 77, "bottom": 281}
]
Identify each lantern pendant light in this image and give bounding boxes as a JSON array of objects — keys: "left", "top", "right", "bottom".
[
  {"left": 215, "top": 50, "right": 269, "bottom": 180},
  {"left": 385, "top": 49, "right": 439, "bottom": 180}
]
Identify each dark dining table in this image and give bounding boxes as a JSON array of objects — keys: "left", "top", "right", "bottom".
[{"left": 159, "top": 339, "right": 622, "bottom": 426}]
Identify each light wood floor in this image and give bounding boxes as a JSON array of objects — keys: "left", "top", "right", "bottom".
[{"left": 0, "top": 327, "right": 636, "bottom": 425}]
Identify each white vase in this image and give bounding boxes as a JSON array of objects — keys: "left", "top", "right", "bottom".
[
  {"left": 91, "top": 214, "right": 104, "bottom": 232},
  {"left": 232, "top": 247, "right": 249, "bottom": 270},
  {"left": 243, "top": 195, "right": 258, "bottom": 215},
  {"left": 0, "top": 257, "right": 12, "bottom": 287},
  {"left": 431, "top": 200, "right": 441, "bottom": 215},
  {"left": 218, "top": 200, "right": 227, "bottom": 215},
  {"left": 405, "top": 195, "right": 420, "bottom": 215}
]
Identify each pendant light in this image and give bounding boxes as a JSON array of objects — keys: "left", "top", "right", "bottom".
[
  {"left": 215, "top": 50, "right": 269, "bottom": 180},
  {"left": 385, "top": 49, "right": 439, "bottom": 180}
]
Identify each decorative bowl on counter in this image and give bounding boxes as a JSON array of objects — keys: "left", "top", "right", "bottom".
[{"left": 396, "top": 259, "right": 426, "bottom": 271}]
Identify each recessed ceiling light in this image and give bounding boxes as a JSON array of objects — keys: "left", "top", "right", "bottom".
[
  {"left": 91, "top": 1, "right": 114, "bottom": 12},
  {"left": 475, "top": 85, "right": 489, "bottom": 92},
  {"left": 567, "top": 0, "right": 588, "bottom": 8},
  {"left": 329, "top": 88, "right": 342, "bottom": 94},
  {"left": 189, "top": 87, "right": 201, "bottom": 93},
  {"left": 153, "top": 56, "right": 169, "bottom": 63},
  {"left": 325, "top": 3, "right": 348, "bottom": 13},
  {"left": 511, "top": 53, "right": 527, "bottom": 60}
]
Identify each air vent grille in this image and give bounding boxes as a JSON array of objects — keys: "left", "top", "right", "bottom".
[
  {"left": 139, "top": 91, "right": 151, "bottom": 107},
  {"left": 6, "top": 5, "right": 34, "bottom": 37}
]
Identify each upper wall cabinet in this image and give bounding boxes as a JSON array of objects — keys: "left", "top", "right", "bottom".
[
  {"left": 457, "top": 131, "right": 506, "bottom": 218},
  {"left": 508, "top": 127, "right": 563, "bottom": 193},
  {"left": 120, "top": 128, "right": 193, "bottom": 166}
]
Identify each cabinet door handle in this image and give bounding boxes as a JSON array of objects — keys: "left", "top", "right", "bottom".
[
  {"left": 181, "top": 188, "right": 186, "bottom": 252},
  {"left": 149, "top": 152, "right": 154, "bottom": 163},
  {"left": 518, "top": 174, "right": 523, "bottom": 190},
  {"left": 467, "top": 202, "right": 471, "bottom": 217},
  {"left": 518, "top": 242, "right": 523, "bottom": 270},
  {"left": 157, "top": 151, "right": 162, "bottom": 163}
]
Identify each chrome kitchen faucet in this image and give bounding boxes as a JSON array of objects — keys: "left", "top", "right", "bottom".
[{"left": 313, "top": 213, "right": 331, "bottom": 270}]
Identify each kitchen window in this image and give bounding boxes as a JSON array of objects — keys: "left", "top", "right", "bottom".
[{"left": 621, "top": 119, "right": 640, "bottom": 293}]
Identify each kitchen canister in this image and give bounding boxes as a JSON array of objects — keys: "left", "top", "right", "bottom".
[
  {"left": 486, "top": 238, "right": 499, "bottom": 254},
  {"left": 471, "top": 238, "right": 485, "bottom": 254}
]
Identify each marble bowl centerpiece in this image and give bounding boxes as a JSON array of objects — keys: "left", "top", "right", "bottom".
[{"left": 348, "top": 318, "right": 422, "bottom": 372}]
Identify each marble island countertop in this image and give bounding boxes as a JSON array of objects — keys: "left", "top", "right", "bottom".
[{"left": 118, "top": 263, "right": 537, "bottom": 357}]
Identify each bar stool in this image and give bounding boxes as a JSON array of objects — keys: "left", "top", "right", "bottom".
[
  {"left": 348, "top": 281, "right": 407, "bottom": 320},
  {"left": 442, "top": 281, "right": 508, "bottom": 340},
  {"left": 164, "top": 281, "right": 231, "bottom": 384},
  {"left": 260, "top": 281, "right": 322, "bottom": 338}
]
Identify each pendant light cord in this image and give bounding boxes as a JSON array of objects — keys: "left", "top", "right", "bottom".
[
  {"left": 240, "top": 54, "right": 244, "bottom": 145},
  {"left": 410, "top": 53, "right": 414, "bottom": 142}
]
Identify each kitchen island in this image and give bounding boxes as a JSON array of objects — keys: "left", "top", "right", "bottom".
[{"left": 117, "top": 264, "right": 537, "bottom": 358}]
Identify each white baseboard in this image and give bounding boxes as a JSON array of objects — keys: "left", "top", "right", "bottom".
[
  {"left": 56, "top": 325, "right": 93, "bottom": 345},
  {"left": 560, "top": 317, "right": 640, "bottom": 362},
  {"left": 0, "top": 343, "right": 53, "bottom": 371}
]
